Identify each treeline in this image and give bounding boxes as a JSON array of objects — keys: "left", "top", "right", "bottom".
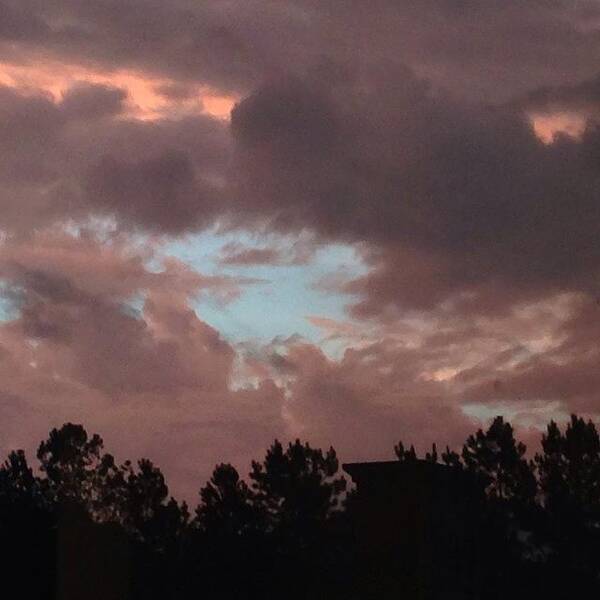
[
  {"left": 2, "top": 415, "right": 600, "bottom": 598},
  {"left": 397, "top": 415, "right": 600, "bottom": 598}
]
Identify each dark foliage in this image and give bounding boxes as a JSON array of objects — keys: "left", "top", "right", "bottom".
[
  {"left": 395, "top": 415, "right": 600, "bottom": 599},
  {"left": 2, "top": 416, "right": 600, "bottom": 598}
]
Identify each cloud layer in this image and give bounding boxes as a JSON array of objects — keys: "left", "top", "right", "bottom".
[{"left": 1, "top": 1, "right": 599, "bottom": 498}]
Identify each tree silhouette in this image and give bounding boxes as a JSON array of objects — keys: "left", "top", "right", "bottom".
[
  {"left": 196, "top": 463, "right": 258, "bottom": 538},
  {"left": 460, "top": 417, "right": 541, "bottom": 597},
  {"left": 247, "top": 439, "right": 348, "bottom": 599},
  {"left": 535, "top": 415, "right": 600, "bottom": 592},
  {"left": 90, "top": 452, "right": 129, "bottom": 524},
  {"left": 462, "top": 416, "right": 537, "bottom": 504},
  {"left": 395, "top": 417, "right": 544, "bottom": 599},
  {"left": 4, "top": 417, "right": 600, "bottom": 599},
  {"left": 394, "top": 441, "right": 418, "bottom": 462},
  {"left": 121, "top": 458, "right": 188, "bottom": 551},
  {"left": 249, "top": 439, "right": 346, "bottom": 542},
  {"left": 37, "top": 422, "right": 106, "bottom": 509},
  {"left": 537, "top": 415, "right": 600, "bottom": 521},
  {"left": 0, "top": 449, "right": 56, "bottom": 599},
  {"left": 0, "top": 449, "right": 44, "bottom": 509},
  {"left": 190, "top": 464, "right": 266, "bottom": 599}
]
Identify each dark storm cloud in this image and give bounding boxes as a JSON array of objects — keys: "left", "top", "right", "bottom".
[
  {"left": 2, "top": 1, "right": 600, "bottom": 99},
  {"left": 59, "top": 82, "right": 127, "bottom": 119},
  {"left": 230, "top": 69, "right": 600, "bottom": 314},
  {"left": 2, "top": 1, "right": 600, "bottom": 494},
  {"left": 2, "top": 34, "right": 599, "bottom": 313},
  {"left": 0, "top": 2, "right": 49, "bottom": 41},
  {"left": 85, "top": 150, "right": 218, "bottom": 233},
  {"left": 2, "top": 2, "right": 600, "bottom": 271},
  {"left": 519, "top": 73, "right": 600, "bottom": 120},
  {"left": 0, "top": 86, "right": 65, "bottom": 185},
  {"left": 0, "top": 83, "right": 230, "bottom": 233},
  {"left": 0, "top": 0, "right": 313, "bottom": 93}
]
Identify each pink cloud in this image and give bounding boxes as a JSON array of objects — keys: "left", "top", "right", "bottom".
[
  {"left": 1, "top": 1, "right": 600, "bottom": 502},
  {"left": 0, "top": 232, "right": 285, "bottom": 499}
]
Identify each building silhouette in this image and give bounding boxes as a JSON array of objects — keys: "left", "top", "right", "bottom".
[{"left": 344, "top": 460, "right": 486, "bottom": 600}]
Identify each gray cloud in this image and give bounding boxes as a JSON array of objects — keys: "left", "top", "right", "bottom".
[
  {"left": 2, "top": 1, "right": 600, "bottom": 99},
  {"left": 59, "top": 82, "right": 127, "bottom": 119},
  {"left": 0, "top": 83, "right": 230, "bottom": 233},
  {"left": 229, "top": 69, "right": 600, "bottom": 316},
  {"left": 1, "top": 1, "right": 600, "bottom": 494}
]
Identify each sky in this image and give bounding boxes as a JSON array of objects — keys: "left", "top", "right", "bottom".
[{"left": 1, "top": 0, "right": 600, "bottom": 501}]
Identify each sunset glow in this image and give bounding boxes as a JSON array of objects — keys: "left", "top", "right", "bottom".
[{"left": 0, "top": 1, "right": 599, "bottom": 502}]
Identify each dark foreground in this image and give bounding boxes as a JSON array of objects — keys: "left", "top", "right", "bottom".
[{"left": 3, "top": 415, "right": 600, "bottom": 599}]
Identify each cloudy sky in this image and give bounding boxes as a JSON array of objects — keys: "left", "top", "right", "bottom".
[{"left": 1, "top": 0, "right": 600, "bottom": 500}]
